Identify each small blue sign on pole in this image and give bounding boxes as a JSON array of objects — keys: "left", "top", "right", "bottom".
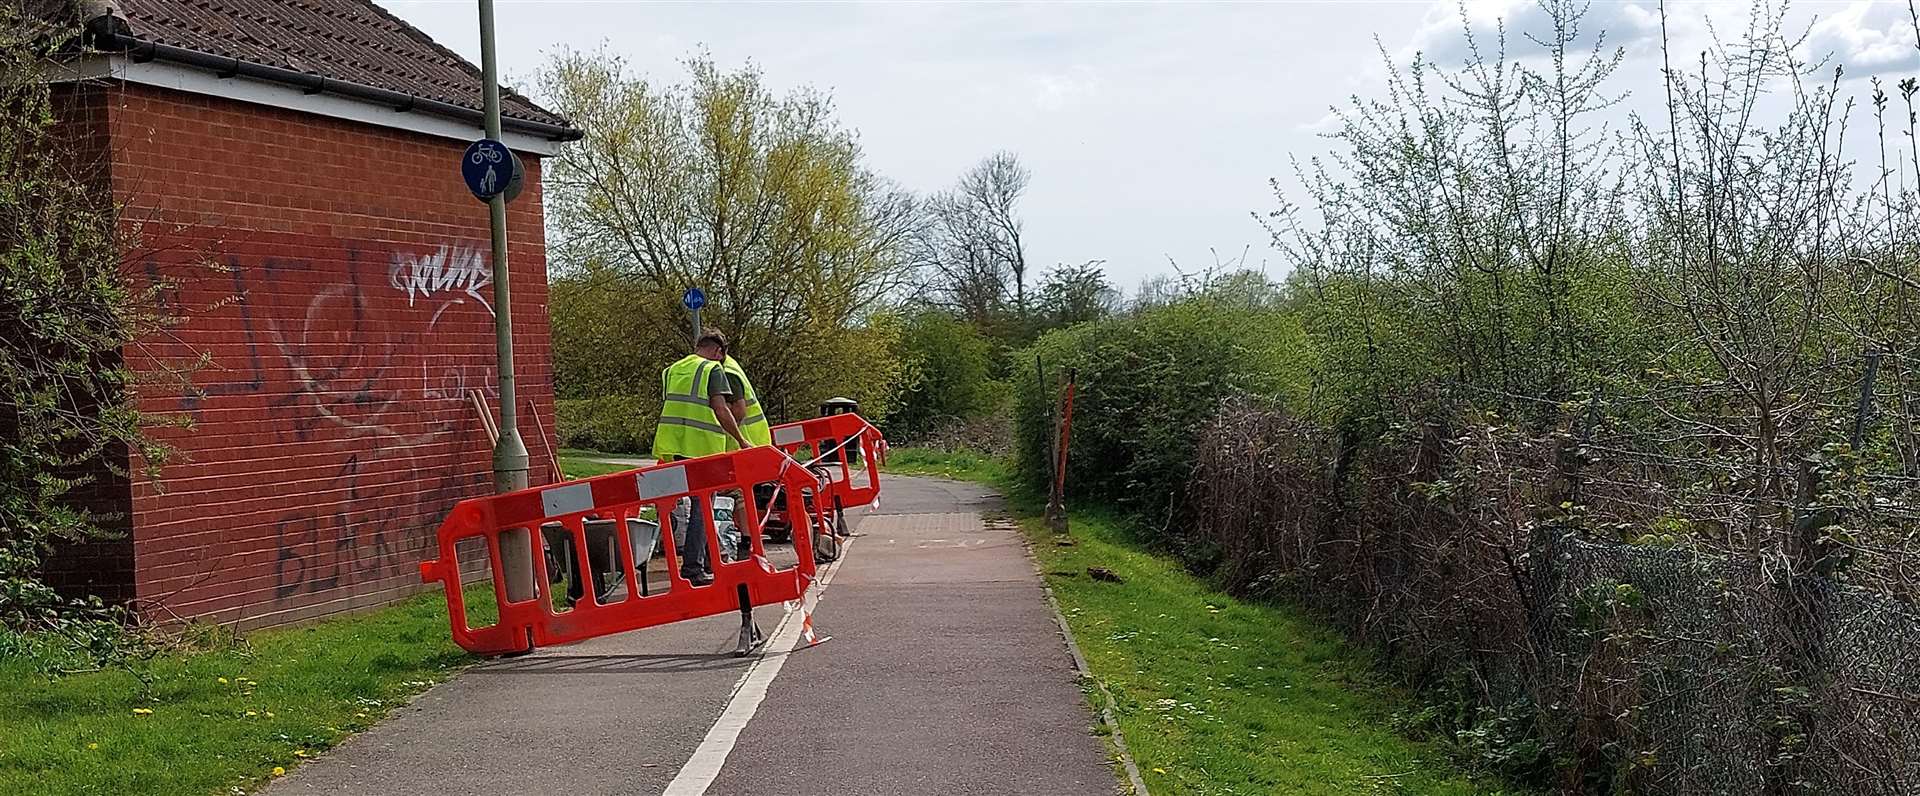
[
  {"left": 461, "top": 138, "right": 524, "bottom": 203},
  {"left": 684, "top": 287, "right": 706, "bottom": 345}
]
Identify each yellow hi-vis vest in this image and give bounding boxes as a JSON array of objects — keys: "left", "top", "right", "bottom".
[
  {"left": 724, "top": 355, "right": 772, "bottom": 448},
  {"left": 653, "top": 355, "right": 731, "bottom": 460}
]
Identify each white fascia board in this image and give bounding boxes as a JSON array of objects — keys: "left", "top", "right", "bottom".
[{"left": 50, "top": 55, "right": 561, "bottom": 157}]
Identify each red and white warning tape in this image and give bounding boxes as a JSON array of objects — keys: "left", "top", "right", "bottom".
[
  {"left": 750, "top": 431, "right": 867, "bottom": 539},
  {"left": 787, "top": 582, "right": 828, "bottom": 646},
  {"left": 754, "top": 554, "right": 829, "bottom": 647}
]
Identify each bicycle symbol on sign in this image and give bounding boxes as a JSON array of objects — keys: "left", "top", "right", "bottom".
[{"left": 470, "top": 146, "right": 506, "bottom": 166}]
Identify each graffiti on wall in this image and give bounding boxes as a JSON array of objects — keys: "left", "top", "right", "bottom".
[
  {"left": 388, "top": 243, "right": 493, "bottom": 317},
  {"left": 151, "top": 237, "right": 525, "bottom": 606}
]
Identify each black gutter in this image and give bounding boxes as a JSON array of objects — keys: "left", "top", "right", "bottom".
[{"left": 90, "top": 31, "right": 582, "bottom": 143}]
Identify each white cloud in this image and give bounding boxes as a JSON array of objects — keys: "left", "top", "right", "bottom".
[
  {"left": 1029, "top": 65, "right": 1102, "bottom": 111},
  {"left": 1803, "top": 1, "right": 1920, "bottom": 72},
  {"left": 1399, "top": 0, "right": 1920, "bottom": 77},
  {"left": 1402, "top": 0, "right": 1665, "bottom": 66}
]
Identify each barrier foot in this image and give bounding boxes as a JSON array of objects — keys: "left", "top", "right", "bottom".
[
  {"left": 734, "top": 584, "right": 767, "bottom": 657},
  {"left": 500, "top": 629, "right": 537, "bottom": 658},
  {"left": 813, "top": 528, "right": 840, "bottom": 564},
  {"left": 1044, "top": 496, "right": 1070, "bottom": 535},
  {"left": 833, "top": 495, "right": 851, "bottom": 538}
]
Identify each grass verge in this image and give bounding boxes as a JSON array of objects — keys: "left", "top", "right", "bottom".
[
  {"left": 0, "top": 592, "right": 475, "bottom": 795},
  {"left": 558, "top": 451, "right": 644, "bottom": 479},
  {"left": 882, "top": 445, "right": 1011, "bottom": 482},
  {"left": 887, "top": 447, "right": 1519, "bottom": 795}
]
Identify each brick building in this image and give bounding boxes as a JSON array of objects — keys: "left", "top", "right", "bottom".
[{"left": 41, "top": 0, "right": 578, "bottom": 628}]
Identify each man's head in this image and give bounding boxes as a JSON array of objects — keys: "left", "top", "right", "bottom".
[{"left": 694, "top": 328, "right": 728, "bottom": 361}]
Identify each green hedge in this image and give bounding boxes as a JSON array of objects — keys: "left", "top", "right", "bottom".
[
  {"left": 884, "top": 311, "right": 996, "bottom": 443},
  {"left": 1013, "top": 299, "right": 1314, "bottom": 528},
  {"left": 555, "top": 395, "right": 655, "bottom": 454}
]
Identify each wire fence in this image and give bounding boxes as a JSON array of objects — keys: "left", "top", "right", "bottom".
[{"left": 1180, "top": 397, "right": 1920, "bottom": 794}]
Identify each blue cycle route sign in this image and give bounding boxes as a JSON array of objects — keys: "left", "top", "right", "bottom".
[
  {"left": 461, "top": 138, "right": 524, "bottom": 202},
  {"left": 683, "top": 287, "right": 707, "bottom": 311}
]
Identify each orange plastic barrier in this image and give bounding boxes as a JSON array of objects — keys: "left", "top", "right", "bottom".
[
  {"left": 768, "top": 411, "right": 888, "bottom": 510},
  {"left": 420, "top": 444, "right": 831, "bottom": 656}
]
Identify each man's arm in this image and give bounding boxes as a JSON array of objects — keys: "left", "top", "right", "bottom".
[
  {"left": 710, "top": 389, "right": 749, "bottom": 449},
  {"left": 725, "top": 372, "right": 749, "bottom": 423}
]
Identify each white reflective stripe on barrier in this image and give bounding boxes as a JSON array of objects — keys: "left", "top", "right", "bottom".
[
  {"left": 638, "top": 465, "right": 690, "bottom": 499},
  {"left": 540, "top": 483, "right": 594, "bottom": 517},
  {"left": 772, "top": 425, "right": 806, "bottom": 446}
]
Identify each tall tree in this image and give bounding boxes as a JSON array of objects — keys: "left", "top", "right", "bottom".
[
  {"left": 912, "top": 151, "right": 1031, "bottom": 329},
  {"left": 910, "top": 190, "right": 1006, "bottom": 326},
  {"left": 540, "top": 51, "right": 915, "bottom": 421},
  {"left": 958, "top": 152, "right": 1031, "bottom": 316}
]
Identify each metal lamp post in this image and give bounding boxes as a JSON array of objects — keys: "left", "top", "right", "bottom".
[{"left": 478, "top": 0, "right": 528, "bottom": 493}]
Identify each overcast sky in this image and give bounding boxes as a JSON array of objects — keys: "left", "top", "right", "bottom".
[{"left": 390, "top": 1, "right": 1920, "bottom": 293}]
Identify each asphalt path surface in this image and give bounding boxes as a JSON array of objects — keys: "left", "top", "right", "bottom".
[{"left": 265, "top": 475, "right": 1116, "bottom": 796}]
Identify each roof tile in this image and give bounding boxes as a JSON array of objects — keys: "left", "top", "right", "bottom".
[{"left": 113, "top": 0, "right": 567, "bottom": 128}]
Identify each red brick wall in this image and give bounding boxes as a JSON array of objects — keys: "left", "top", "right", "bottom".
[{"left": 106, "top": 82, "right": 559, "bottom": 629}]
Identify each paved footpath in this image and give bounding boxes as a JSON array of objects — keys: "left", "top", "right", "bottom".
[{"left": 267, "top": 476, "right": 1117, "bottom": 796}]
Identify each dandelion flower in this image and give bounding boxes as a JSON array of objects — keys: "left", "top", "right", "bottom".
[
  {"left": 132, "top": 708, "right": 153, "bottom": 716},
  {"left": 265, "top": 711, "right": 276, "bottom": 718},
  {"left": 86, "top": 743, "right": 99, "bottom": 750},
  {"left": 271, "top": 767, "right": 285, "bottom": 777},
  {"left": 246, "top": 711, "right": 259, "bottom": 718}
]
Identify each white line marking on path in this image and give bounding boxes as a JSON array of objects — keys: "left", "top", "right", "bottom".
[{"left": 662, "top": 540, "right": 854, "bottom": 796}]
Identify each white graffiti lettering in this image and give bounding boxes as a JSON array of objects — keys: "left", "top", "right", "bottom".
[{"left": 388, "top": 244, "right": 493, "bottom": 316}]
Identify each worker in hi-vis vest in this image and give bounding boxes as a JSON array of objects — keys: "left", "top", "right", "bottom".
[{"left": 653, "top": 328, "right": 751, "bottom": 586}]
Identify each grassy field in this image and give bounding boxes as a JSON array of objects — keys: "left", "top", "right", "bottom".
[
  {"left": 0, "top": 592, "right": 476, "bottom": 795},
  {"left": 887, "top": 447, "right": 1518, "bottom": 795}
]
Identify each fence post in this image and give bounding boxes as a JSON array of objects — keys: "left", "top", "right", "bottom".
[
  {"left": 1769, "top": 350, "right": 1878, "bottom": 793},
  {"left": 1763, "top": 457, "right": 1833, "bottom": 793},
  {"left": 1323, "top": 424, "right": 1354, "bottom": 540},
  {"left": 1036, "top": 355, "right": 1054, "bottom": 491},
  {"left": 1518, "top": 397, "right": 1599, "bottom": 785},
  {"left": 1044, "top": 368, "right": 1076, "bottom": 536},
  {"left": 1851, "top": 348, "right": 1882, "bottom": 453}
]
